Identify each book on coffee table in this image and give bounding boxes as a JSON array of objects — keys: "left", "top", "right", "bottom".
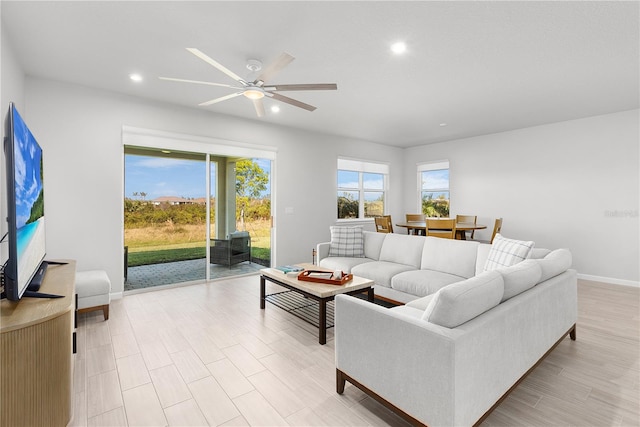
[{"left": 274, "top": 265, "right": 305, "bottom": 274}]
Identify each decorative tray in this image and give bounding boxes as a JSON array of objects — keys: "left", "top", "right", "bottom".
[{"left": 297, "top": 270, "right": 353, "bottom": 285}]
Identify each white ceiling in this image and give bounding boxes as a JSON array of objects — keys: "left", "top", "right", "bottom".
[{"left": 2, "top": 1, "right": 638, "bottom": 148}]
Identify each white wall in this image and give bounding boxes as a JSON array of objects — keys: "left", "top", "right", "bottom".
[
  {"left": 404, "top": 110, "right": 640, "bottom": 284},
  {"left": 22, "top": 77, "right": 404, "bottom": 294},
  {"left": 1, "top": 24, "right": 26, "bottom": 264},
  {"left": 1, "top": 25, "right": 24, "bottom": 116}
]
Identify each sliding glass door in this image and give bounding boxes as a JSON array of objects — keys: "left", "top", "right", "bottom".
[
  {"left": 124, "top": 148, "right": 208, "bottom": 290},
  {"left": 123, "top": 146, "right": 272, "bottom": 291}
]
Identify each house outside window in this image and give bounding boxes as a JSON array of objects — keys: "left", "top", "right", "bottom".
[
  {"left": 418, "top": 161, "right": 449, "bottom": 217},
  {"left": 337, "top": 158, "right": 388, "bottom": 220}
]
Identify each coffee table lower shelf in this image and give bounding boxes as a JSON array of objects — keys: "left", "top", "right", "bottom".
[
  {"left": 260, "top": 269, "right": 373, "bottom": 345},
  {"left": 265, "top": 290, "right": 335, "bottom": 330}
]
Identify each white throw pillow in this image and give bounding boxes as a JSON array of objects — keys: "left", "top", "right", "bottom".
[
  {"left": 422, "top": 270, "right": 504, "bottom": 328},
  {"left": 496, "top": 259, "right": 542, "bottom": 302},
  {"left": 328, "top": 226, "right": 365, "bottom": 257},
  {"left": 483, "top": 234, "right": 535, "bottom": 271}
]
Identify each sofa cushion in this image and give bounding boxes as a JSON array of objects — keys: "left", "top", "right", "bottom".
[
  {"left": 483, "top": 234, "right": 535, "bottom": 271},
  {"left": 389, "top": 304, "right": 425, "bottom": 320},
  {"left": 528, "top": 247, "right": 552, "bottom": 260},
  {"left": 363, "top": 231, "right": 386, "bottom": 260},
  {"left": 422, "top": 270, "right": 504, "bottom": 328},
  {"left": 496, "top": 259, "right": 542, "bottom": 302},
  {"left": 421, "top": 237, "right": 479, "bottom": 278},
  {"left": 537, "top": 248, "right": 572, "bottom": 282},
  {"left": 475, "top": 243, "right": 492, "bottom": 276},
  {"left": 318, "top": 257, "right": 373, "bottom": 273},
  {"left": 329, "top": 226, "right": 364, "bottom": 257},
  {"left": 391, "top": 269, "right": 465, "bottom": 298},
  {"left": 404, "top": 293, "right": 436, "bottom": 311},
  {"left": 378, "top": 234, "right": 425, "bottom": 268},
  {"left": 352, "top": 261, "right": 417, "bottom": 288}
]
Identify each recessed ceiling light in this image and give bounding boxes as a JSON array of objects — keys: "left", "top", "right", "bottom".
[
  {"left": 161, "top": 150, "right": 171, "bottom": 154},
  {"left": 439, "top": 123, "right": 448, "bottom": 127},
  {"left": 129, "top": 73, "right": 143, "bottom": 82},
  {"left": 390, "top": 41, "right": 407, "bottom": 55},
  {"left": 270, "top": 105, "right": 280, "bottom": 113}
]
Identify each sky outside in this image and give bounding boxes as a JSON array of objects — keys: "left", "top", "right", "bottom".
[
  {"left": 421, "top": 169, "right": 449, "bottom": 199},
  {"left": 125, "top": 155, "right": 271, "bottom": 200}
]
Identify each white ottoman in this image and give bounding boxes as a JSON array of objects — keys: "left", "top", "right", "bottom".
[{"left": 76, "top": 270, "right": 111, "bottom": 320}]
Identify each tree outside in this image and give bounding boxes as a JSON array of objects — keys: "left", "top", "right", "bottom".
[
  {"left": 338, "top": 193, "right": 359, "bottom": 219},
  {"left": 235, "top": 159, "right": 269, "bottom": 230},
  {"left": 422, "top": 194, "right": 450, "bottom": 217}
]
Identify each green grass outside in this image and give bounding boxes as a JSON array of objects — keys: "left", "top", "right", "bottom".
[{"left": 127, "top": 246, "right": 270, "bottom": 267}]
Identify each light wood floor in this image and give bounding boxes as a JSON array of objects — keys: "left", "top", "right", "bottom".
[{"left": 70, "top": 277, "right": 639, "bottom": 426}]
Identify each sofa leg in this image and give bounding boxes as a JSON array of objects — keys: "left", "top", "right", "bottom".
[
  {"left": 77, "top": 304, "right": 110, "bottom": 321},
  {"left": 569, "top": 323, "right": 576, "bottom": 341},
  {"left": 336, "top": 369, "right": 346, "bottom": 394}
]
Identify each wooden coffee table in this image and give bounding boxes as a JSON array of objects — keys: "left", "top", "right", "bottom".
[{"left": 260, "top": 263, "right": 374, "bottom": 345}]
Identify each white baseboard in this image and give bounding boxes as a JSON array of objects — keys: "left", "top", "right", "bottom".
[
  {"left": 577, "top": 273, "right": 639, "bottom": 288},
  {"left": 110, "top": 291, "right": 124, "bottom": 300}
]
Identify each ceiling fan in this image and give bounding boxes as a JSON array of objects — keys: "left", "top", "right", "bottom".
[{"left": 160, "top": 48, "right": 337, "bottom": 117}]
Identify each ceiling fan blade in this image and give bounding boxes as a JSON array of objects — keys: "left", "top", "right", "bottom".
[
  {"left": 257, "top": 52, "right": 294, "bottom": 83},
  {"left": 159, "top": 77, "right": 242, "bottom": 89},
  {"left": 199, "top": 92, "right": 243, "bottom": 107},
  {"left": 269, "top": 92, "right": 316, "bottom": 112},
  {"left": 264, "top": 83, "right": 338, "bottom": 92},
  {"left": 253, "top": 99, "right": 265, "bottom": 118},
  {"left": 186, "top": 48, "right": 248, "bottom": 86}
]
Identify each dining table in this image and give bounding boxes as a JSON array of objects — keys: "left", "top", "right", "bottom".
[{"left": 395, "top": 220, "right": 487, "bottom": 240}]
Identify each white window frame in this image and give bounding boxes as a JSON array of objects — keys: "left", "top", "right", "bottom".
[
  {"left": 337, "top": 158, "right": 389, "bottom": 221},
  {"left": 417, "top": 160, "right": 450, "bottom": 215}
]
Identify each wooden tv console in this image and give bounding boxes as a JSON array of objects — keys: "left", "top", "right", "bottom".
[{"left": 1, "top": 261, "right": 76, "bottom": 427}]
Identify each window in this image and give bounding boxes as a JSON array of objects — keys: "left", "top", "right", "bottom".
[
  {"left": 337, "top": 158, "right": 388, "bottom": 219},
  {"left": 419, "top": 161, "right": 449, "bottom": 217}
]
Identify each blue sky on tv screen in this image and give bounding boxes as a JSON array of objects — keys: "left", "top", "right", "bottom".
[{"left": 13, "top": 108, "right": 43, "bottom": 228}]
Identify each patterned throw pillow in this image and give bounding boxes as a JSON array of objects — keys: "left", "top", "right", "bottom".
[
  {"left": 328, "top": 226, "right": 365, "bottom": 258},
  {"left": 483, "top": 234, "right": 535, "bottom": 271}
]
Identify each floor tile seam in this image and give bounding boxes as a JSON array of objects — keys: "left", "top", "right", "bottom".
[
  {"left": 147, "top": 367, "right": 194, "bottom": 410},
  {"left": 243, "top": 373, "right": 308, "bottom": 421}
]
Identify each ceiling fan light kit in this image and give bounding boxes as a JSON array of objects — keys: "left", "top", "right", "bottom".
[
  {"left": 160, "top": 48, "right": 337, "bottom": 116},
  {"left": 243, "top": 88, "right": 265, "bottom": 100}
]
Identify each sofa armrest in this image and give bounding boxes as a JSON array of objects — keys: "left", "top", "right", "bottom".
[
  {"left": 316, "top": 242, "right": 331, "bottom": 264},
  {"left": 335, "top": 295, "right": 461, "bottom": 426}
]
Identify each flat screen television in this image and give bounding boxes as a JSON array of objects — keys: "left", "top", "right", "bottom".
[{"left": 2, "top": 102, "right": 48, "bottom": 301}]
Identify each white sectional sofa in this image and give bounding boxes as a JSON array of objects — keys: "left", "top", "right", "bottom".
[
  {"left": 317, "top": 229, "right": 568, "bottom": 304},
  {"left": 317, "top": 228, "right": 577, "bottom": 426}
]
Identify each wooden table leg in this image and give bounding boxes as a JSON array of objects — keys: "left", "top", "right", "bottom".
[
  {"left": 319, "top": 299, "right": 327, "bottom": 345},
  {"left": 367, "top": 287, "right": 374, "bottom": 303},
  {"left": 260, "top": 276, "right": 266, "bottom": 309}
]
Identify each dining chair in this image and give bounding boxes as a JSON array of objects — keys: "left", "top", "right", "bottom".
[
  {"left": 374, "top": 215, "right": 393, "bottom": 233},
  {"left": 455, "top": 214, "right": 478, "bottom": 239},
  {"left": 425, "top": 218, "right": 457, "bottom": 239},
  {"left": 474, "top": 218, "right": 503, "bottom": 244},
  {"left": 489, "top": 218, "right": 503, "bottom": 243},
  {"left": 405, "top": 213, "right": 426, "bottom": 235}
]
